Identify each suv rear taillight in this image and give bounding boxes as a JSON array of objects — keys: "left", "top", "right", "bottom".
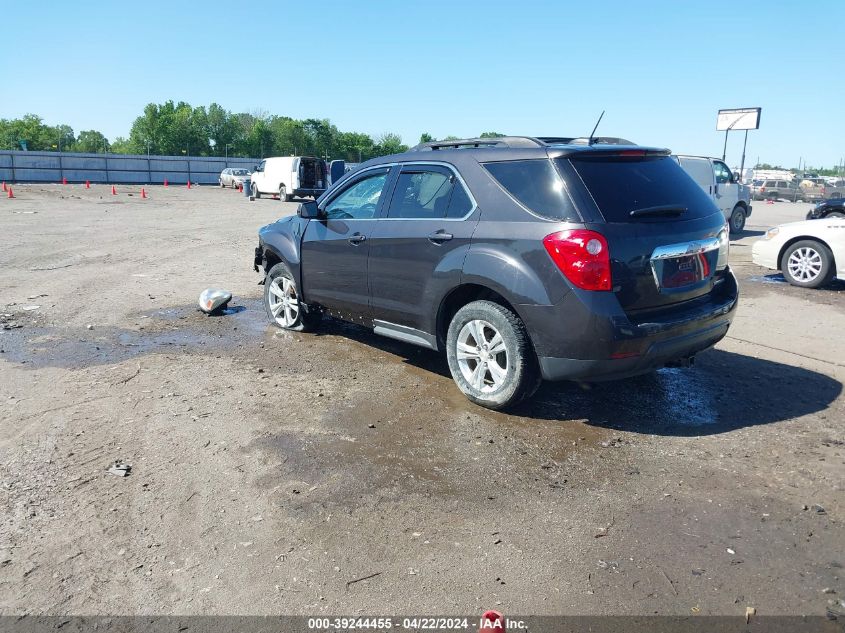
[{"left": 543, "top": 230, "right": 611, "bottom": 291}]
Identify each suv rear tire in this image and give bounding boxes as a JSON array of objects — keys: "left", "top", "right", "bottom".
[
  {"left": 264, "top": 263, "right": 322, "bottom": 332},
  {"left": 446, "top": 300, "right": 540, "bottom": 410}
]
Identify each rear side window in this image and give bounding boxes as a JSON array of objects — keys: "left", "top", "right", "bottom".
[
  {"left": 483, "top": 159, "right": 579, "bottom": 221},
  {"left": 567, "top": 156, "right": 718, "bottom": 223},
  {"left": 387, "top": 167, "right": 474, "bottom": 219}
]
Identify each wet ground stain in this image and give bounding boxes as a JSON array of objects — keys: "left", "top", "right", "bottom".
[{"left": 2, "top": 298, "right": 841, "bottom": 440}]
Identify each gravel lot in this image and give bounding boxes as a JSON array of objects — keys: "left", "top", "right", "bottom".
[{"left": 0, "top": 185, "right": 842, "bottom": 616}]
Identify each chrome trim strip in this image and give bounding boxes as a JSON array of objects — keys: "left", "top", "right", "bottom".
[
  {"left": 373, "top": 319, "right": 437, "bottom": 350},
  {"left": 650, "top": 237, "right": 721, "bottom": 261}
]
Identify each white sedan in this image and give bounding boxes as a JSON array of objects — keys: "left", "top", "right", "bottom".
[{"left": 752, "top": 218, "right": 845, "bottom": 288}]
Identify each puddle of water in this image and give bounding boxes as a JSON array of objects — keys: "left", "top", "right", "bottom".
[
  {"left": 655, "top": 367, "right": 719, "bottom": 426},
  {"left": 1, "top": 298, "right": 272, "bottom": 369},
  {"left": 747, "top": 274, "right": 786, "bottom": 284}
]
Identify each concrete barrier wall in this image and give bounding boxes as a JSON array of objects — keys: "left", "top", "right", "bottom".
[{"left": 0, "top": 150, "right": 258, "bottom": 185}]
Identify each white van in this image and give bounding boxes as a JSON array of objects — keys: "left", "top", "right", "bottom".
[
  {"left": 673, "top": 155, "right": 752, "bottom": 234},
  {"left": 250, "top": 156, "right": 327, "bottom": 201}
]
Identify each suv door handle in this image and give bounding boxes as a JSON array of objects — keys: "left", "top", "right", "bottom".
[
  {"left": 348, "top": 233, "right": 366, "bottom": 245},
  {"left": 427, "top": 230, "right": 453, "bottom": 244}
]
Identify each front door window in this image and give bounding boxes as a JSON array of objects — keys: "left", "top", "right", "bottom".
[{"left": 324, "top": 169, "right": 389, "bottom": 219}]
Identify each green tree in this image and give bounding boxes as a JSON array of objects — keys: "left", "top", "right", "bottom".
[
  {"left": 74, "top": 130, "right": 110, "bottom": 153},
  {"left": 335, "top": 131, "right": 375, "bottom": 162},
  {"left": 110, "top": 137, "right": 132, "bottom": 154},
  {"left": 373, "top": 132, "right": 407, "bottom": 157},
  {"left": 479, "top": 131, "right": 505, "bottom": 138},
  {"left": 207, "top": 103, "right": 240, "bottom": 157},
  {"left": 303, "top": 118, "right": 338, "bottom": 157},
  {"left": 0, "top": 114, "right": 76, "bottom": 151},
  {"left": 243, "top": 118, "right": 274, "bottom": 158},
  {"left": 419, "top": 132, "right": 434, "bottom": 143},
  {"left": 269, "top": 116, "right": 309, "bottom": 156}
]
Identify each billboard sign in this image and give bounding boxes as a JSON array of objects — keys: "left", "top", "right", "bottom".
[{"left": 716, "top": 107, "right": 761, "bottom": 131}]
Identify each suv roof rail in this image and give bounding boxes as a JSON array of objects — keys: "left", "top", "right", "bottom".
[
  {"left": 410, "top": 136, "right": 547, "bottom": 151},
  {"left": 409, "top": 135, "right": 636, "bottom": 152},
  {"left": 537, "top": 136, "right": 635, "bottom": 146}
]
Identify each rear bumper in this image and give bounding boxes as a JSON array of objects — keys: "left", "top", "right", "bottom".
[
  {"left": 539, "top": 320, "right": 729, "bottom": 381},
  {"left": 523, "top": 268, "right": 739, "bottom": 382}
]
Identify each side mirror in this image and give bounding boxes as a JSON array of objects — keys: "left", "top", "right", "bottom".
[{"left": 297, "top": 201, "right": 323, "bottom": 219}]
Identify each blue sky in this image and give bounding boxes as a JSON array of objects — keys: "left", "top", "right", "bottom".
[{"left": 3, "top": 0, "right": 843, "bottom": 169}]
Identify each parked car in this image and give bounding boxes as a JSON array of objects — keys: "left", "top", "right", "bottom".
[
  {"left": 806, "top": 198, "right": 845, "bottom": 220},
  {"left": 250, "top": 156, "right": 327, "bottom": 201},
  {"left": 753, "top": 179, "right": 800, "bottom": 202},
  {"left": 253, "top": 136, "right": 737, "bottom": 409},
  {"left": 673, "top": 155, "right": 752, "bottom": 233},
  {"left": 752, "top": 218, "right": 845, "bottom": 288},
  {"left": 219, "top": 168, "right": 251, "bottom": 188}
]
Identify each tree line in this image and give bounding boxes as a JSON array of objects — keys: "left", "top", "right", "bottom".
[{"left": 0, "top": 102, "right": 505, "bottom": 162}]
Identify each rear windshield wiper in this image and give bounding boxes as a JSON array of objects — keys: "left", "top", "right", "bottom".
[{"left": 629, "top": 205, "right": 687, "bottom": 218}]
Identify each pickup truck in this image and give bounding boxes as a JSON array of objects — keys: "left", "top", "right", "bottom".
[
  {"left": 798, "top": 178, "right": 828, "bottom": 203},
  {"left": 825, "top": 179, "right": 845, "bottom": 200}
]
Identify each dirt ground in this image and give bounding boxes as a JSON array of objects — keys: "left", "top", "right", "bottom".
[{"left": 0, "top": 185, "right": 842, "bottom": 617}]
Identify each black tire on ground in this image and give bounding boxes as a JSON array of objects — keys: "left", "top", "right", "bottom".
[
  {"left": 825, "top": 210, "right": 845, "bottom": 218},
  {"left": 263, "top": 262, "right": 322, "bottom": 332},
  {"left": 219, "top": 179, "right": 225, "bottom": 188},
  {"left": 445, "top": 300, "right": 540, "bottom": 410},
  {"left": 252, "top": 183, "right": 261, "bottom": 199},
  {"left": 279, "top": 185, "right": 292, "bottom": 202},
  {"left": 780, "top": 240, "right": 835, "bottom": 289},
  {"left": 729, "top": 206, "right": 746, "bottom": 234}
]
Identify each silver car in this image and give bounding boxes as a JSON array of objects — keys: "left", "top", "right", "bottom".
[{"left": 219, "top": 168, "right": 251, "bottom": 188}]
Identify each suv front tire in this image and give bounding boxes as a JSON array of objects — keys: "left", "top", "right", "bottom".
[
  {"left": 445, "top": 300, "right": 540, "bottom": 410},
  {"left": 264, "top": 263, "right": 322, "bottom": 332}
]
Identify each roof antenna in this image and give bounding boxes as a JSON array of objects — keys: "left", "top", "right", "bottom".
[{"left": 588, "top": 110, "right": 605, "bottom": 145}]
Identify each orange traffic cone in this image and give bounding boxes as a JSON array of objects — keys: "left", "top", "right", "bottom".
[
  {"left": 479, "top": 611, "right": 504, "bottom": 633},
  {"left": 85, "top": 180, "right": 90, "bottom": 189},
  {"left": 62, "top": 177, "right": 67, "bottom": 185},
  {"left": 7, "top": 187, "right": 14, "bottom": 199},
  {"left": 2, "top": 181, "right": 6, "bottom": 192},
  {"left": 111, "top": 185, "right": 117, "bottom": 196},
  {"left": 187, "top": 180, "right": 191, "bottom": 189},
  {"left": 141, "top": 188, "right": 147, "bottom": 199},
  {"left": 163, "top": 179, "right": 168, "bottom": 188}
]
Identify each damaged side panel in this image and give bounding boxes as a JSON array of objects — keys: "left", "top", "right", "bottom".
[{"left": 255, "top": 216, "right": 309, "bottom": 287}]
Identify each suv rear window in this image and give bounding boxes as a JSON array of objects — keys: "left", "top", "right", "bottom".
[
  {"left": 483, "top": 159, "right": 580, "bottom": 221},
  {"left": 566, "top": 156, "right": 717, "bottom": 223}
]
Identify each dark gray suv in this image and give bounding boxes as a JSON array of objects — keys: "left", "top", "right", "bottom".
[{"left": 253, "top": 136, "right": 738, "bottom": 409}]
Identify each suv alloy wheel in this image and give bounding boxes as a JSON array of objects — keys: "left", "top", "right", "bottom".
[{"left": 445, "top": 300, "right": 540, "bottom": 410}]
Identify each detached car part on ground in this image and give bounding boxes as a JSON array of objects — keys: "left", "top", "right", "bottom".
[
  {"left": 254, "top": 136, "right": 738, "bottom": 410},
  {"left": 752, "top": 218, "right": 845, "bottom": 288}
]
